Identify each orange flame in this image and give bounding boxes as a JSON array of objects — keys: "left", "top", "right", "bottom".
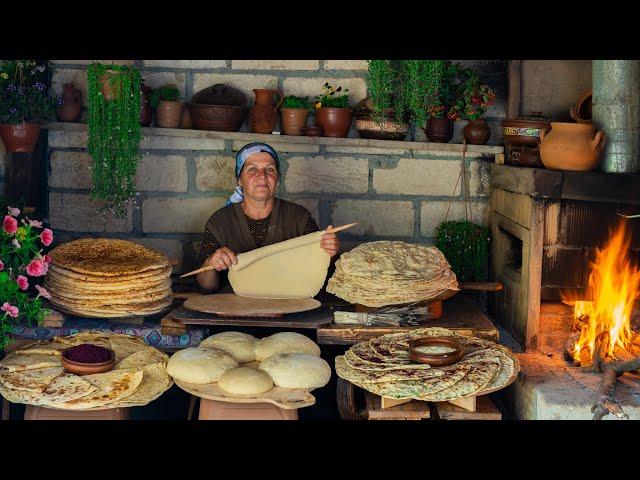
[{"left": 570, "top": 222, "right": 640, "bottom": 364}]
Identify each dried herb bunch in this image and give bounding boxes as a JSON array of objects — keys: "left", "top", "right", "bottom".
[
  {"left": 87, "top": 63, "right": 141, "bottom": 218},
  {"left": 436, "top": 220, "right": 490, "bottom": 283}
]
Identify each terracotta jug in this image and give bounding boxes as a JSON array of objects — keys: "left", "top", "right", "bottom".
[
  {"left": 539, "top": 122, "right": 607, "bottom": 171},
  {"left": 249, "top": 88, "right": 283, "bottom": 133},
  {"left": 56, "top": 83, "right": 83, "bottom": 122}
]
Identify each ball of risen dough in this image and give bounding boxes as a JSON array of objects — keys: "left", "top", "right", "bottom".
[
  {"left": 255, "top": 332, "right": 321, "bottom": 361},
  {"left": 218, "top": 366, "right": 274, "bottom": 395},
  {"left": 167, "top": 347, "right": 238, "bottom": 384},
  {"left": 200, "top": 331, "right": 257, "bottom": 364},
  {"left": 258, "top": 353, "right": 331, "bottom": 389}
]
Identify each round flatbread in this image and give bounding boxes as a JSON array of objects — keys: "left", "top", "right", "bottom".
[
  {"left": 167, "top": 347, "right": 238, "bottom": 384},
  {"left": 255, "top": 332, "right": 321, "bottom": 361},
  {"left": 218, "top": 367, "right": 274, "bottom": 395},
  {"left": 200, "top": 332, "right": 258, "bottom": 364},
  {"left": 0, "top": 367, "right": 65, "bottom": 393},
  {"left": 47, "top": 264, "right": 172, "bottom": 283},
  {"left": 258, "top": 353, "right": 331, "bottom": 389},
  {"left": 49, "top": 238, "right": 169, "bottom": 276}
]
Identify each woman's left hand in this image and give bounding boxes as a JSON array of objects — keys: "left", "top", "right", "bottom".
[{"left": 321, "top": 225, "right": 340, "bottom": 257}]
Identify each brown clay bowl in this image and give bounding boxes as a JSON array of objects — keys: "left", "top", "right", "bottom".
[
  {"left": 189, "top": 103, "right": 246, "bottom": 132},
  {"left": 409, "top": 337, "right": 464, "bottom": 367},
  {"left": 301, "top": 126, "right": 323, "bottom": 137},
  {"left": 61, "top": 346, "right": 115, "bottom": 376}
]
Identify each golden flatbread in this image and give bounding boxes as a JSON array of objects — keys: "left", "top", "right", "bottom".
[
  {"left": 48, "top": 238, "right": 169, "bottom": 276},
  {"left": 47, "top": 264, "right": 171, "bottom": 283},
  {"left": 0, "top": 367, "right": 64, "bottom": 393},
  {"left": 53, "top": 368, "right": 144, "bottom": 409},
  {"left": 0, "top": 353, "right": 62, "bottom": 372},
  {"left": 13, "top": 342, "right": 69, "bottom": 356},
  {"left": 110, "top": 363, "right": 171, "bottom": 407},
  {"left": 115, "top": 348, "right": 169, "bottom": 369}
]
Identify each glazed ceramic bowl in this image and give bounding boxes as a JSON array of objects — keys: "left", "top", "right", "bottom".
[
  {"left": 408, "top": 337, "right": 464, "bottom": 367},
  {"left": 61, "top": 346, "right": 115, "bottom": 376}
]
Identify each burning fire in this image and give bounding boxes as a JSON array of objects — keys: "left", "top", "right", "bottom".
[{"left": 568, "top": 222, "right": 640, "bottom": 365}]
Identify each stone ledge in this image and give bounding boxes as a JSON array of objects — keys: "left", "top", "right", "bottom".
[{"left": 44, "top": 122, "right": 503, "bottom": 155}]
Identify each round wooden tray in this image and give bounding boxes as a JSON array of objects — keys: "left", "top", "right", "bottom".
[
  {"left": 183, "top": 293, "right": 321, "bottom": 317},
  {"left": 174, "top": 379, "right": 316, "bottom": 410}
]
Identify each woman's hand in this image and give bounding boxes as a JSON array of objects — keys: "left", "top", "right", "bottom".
[
  {"left": 205, "top": 247, "right": 238, "bottom": 271},
  {"left": 321, "top": 225, "right": 340, "bottom": 258}
]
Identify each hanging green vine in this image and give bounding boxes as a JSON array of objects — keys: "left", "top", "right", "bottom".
[
  {"left": 435, "top": 221, "right": 490, "bottom": 283},
  {"left": 87, "top": 63, "right": 141, "bottom": 218}
]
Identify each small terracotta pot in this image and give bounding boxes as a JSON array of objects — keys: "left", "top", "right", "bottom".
[
  {"left": 180, "top": 105, "right": 192, "bottom": 129},
  {"left": 99, "top": 70, "right": 125, "bottom": 101},
  {"left": 0, "top": 123, "right": 41, "bottom": 153},
  {"left": 463, "top": 119, "right": 491, "bottom": 145},
  {"left": 281, "top": 108, "right": 310, "bottom": 136},
  {"left": 57, "top": 83, "right": 83, "bottom": 122},
  {"left": 424, "top": 118, "right": 453, "bottom": 143},
  {"left": 156, "top": 100, "right": 184, "bottom": 128},
  {"left": 540, "top": 122, "right": 607, "bottom": 171},
  {"left": 316, "top": 107, "right": 353, "bottom": 138}
]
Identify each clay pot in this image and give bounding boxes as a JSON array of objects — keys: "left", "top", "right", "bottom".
[
  {"left": 140, "top": 83, "right": 152, "bottom": 127},
  {"left": 353, "top": 97, "right": 409, "bottom": 140},
  {"left": 463, "top": 119, "right": 491, "bottom": 145},
  {"left": 0, "top": 123, "right": 41, "bottom": 153},
  {"left": 56, "top": 83, "right": 83, "bottom": 122},
  {"left": 281, "top": 108, "right": 309, "bottom": 136},
  {"left": 249, "top": 89, "right": 283, "bottom": 133},
  {"left": 301, "top": 126, "right": 322, "bottom": 137},
  {"left": 180, "top": 105, "right": 192, "bottom": 129},
  {"left": 424, "top": 118, "right": 453, "bottom": 143},
  {"left": 316, "top": 107, "right": 353, "bottom": 138},
  {"left": 99, "top": 70, "right": 125, "bottom": 101},
  {"left": 570, "top": 89, "right": 592, "bottom": 124},
  {"left": 156, "top": 100, "right": 184, "bottom": 128},
  {"left": 190, "top": 104, "right": 246, "bottom": 132},
  {"left": 540, "top": 122, "right": 607, "bottom": 171}
]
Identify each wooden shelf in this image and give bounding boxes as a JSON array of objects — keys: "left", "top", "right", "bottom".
[{"left": 44, "top": 122, "right": 504, "bottom": 156}]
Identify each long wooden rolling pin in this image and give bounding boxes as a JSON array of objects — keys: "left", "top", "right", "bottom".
[{"left": 180, "top": 223, "right": 357, "bottom": 278}]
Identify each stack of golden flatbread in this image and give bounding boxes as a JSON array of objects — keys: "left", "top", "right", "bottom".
[
  {"left": 326, "top": 241, "right": 460, "bottom": 307},
  {"left": 44, "top": 238, "right": 173, "bottom": 318},
  {"left": 335, "top": 327, "right": 520, "bottom": 401},
  {"left": 0, "top": 331, "right": 172, "bottom": 410}
]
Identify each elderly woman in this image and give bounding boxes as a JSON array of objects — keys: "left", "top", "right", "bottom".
[{"left": 196, "top": 142, "right": 340, "bottom": 292}]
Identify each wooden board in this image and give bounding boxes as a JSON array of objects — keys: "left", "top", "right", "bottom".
[
  {"left": 174, "top": 379, "right": 316, "bottom": 410},
  {"left": 364, "top": 392, "right": 431, "bottom": 420},
  {"left": 317, "top": 294, "right": 499, "bottom": 345},
  {"left": 435, "top": 395, "right": 502, "bottom": 420},
  {"left": 184, "top": 293, "right": 321, "bottom": 317},
  {"left": 171, "top": 305, "right": 334, "bottom": 329}
]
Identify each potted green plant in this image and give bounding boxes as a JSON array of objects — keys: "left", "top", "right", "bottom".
[
  {"left": 449, "top": 70, "right": 496, "bottom": 145},
  {"left": 87, "top": 62, "right": 141, "bottom": 217},
  {"left": 0, "top": 60, "right": 54, "bottom": 153},
  {"left": 280, "top": 95, "right": 312, "bottom": 136},
  {"left": 358, "top": 60, "right": 409, "bottom": 140},
  {"left": 151, "top": 84, "right": 183, "bottom": 128},
  {"left": 314, "top": 82, "right": 352, "bottom": 138}
]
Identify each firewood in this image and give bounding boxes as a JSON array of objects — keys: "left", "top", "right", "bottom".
[
  {"left": 591, "top": 356, "right": 640, "bottom": 420},
  {"left": 593, "top": 333, "right": 609, "bottom": 373}
]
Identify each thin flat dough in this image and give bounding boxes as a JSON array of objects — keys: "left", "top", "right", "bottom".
[{"left": 228, "top": 231, "right": 330, "bottom": 299}]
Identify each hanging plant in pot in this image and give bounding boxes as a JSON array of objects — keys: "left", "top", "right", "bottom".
[
  {"left": 150, "top": 84, "right": 183, "bottom": 128},
  {"left": 450, "top": 74, "right": 496, "bottom": 145},
  {"left": 280, "top": 95, "right": 312, "bottom": 136},
  {"left": 87, "top": 63, "right": 141, "bottom": 217},
  {"left": 0, "top": 60, "right": 55, "bottom": 153},
  {"left": 314, "top": 82, "right": 353, "bottom": 138}
]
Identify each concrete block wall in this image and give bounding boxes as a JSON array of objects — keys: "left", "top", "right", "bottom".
[{"left": 46, "top": 59, "right": 505, "bottom": 273}]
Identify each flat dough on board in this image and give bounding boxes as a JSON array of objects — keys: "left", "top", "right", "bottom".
[{"left": 228, "top": 231, "right": 330, "bottom": 299}]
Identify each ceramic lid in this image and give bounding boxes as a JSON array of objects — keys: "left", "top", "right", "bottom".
[{"left": 502, "top": 112, "right": 551, "bottom": 130}]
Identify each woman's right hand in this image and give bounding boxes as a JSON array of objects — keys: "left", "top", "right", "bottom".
[{"left": 204, "top": 247, "right": 238, "bottom": 271}]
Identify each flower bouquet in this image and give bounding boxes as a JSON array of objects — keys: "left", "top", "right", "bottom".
[{"left": 0, "top": 206, "right": 54, "bottom": 349}]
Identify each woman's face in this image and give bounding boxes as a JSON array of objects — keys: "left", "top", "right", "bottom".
[{"left": 238, "top": 152, "right": 278, "bottom": 201}]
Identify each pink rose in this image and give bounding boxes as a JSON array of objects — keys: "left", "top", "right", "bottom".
[
  {"left": 26, "top": 259, "right": 46, "bottom": 277},
  {"left": 3, "top": 215, "right": 18, "bottom": 235},
  {"left": 1, "top": 302, "right": 19, "bottom": 318},
  {"left": 41, "top": 260, "right": 49, "bottom": 275},
  {"left": 16, "top": 275, "right": 29, "bottom": 291},
  {"left": 35, "top": 284, "right": 51, "bottom": 300},
  {"left": 7, "top": 206, "right": 20, "bottom": 217},
  {"left": 0, "top": 259, "right": 3, "bottom": 271},
  {"left": 44, "top": 255, "right": 52, "bottom": 264},
  {"left": 28, "top": 219, "right": 43, "bottom": 228},
  {"left": 40, "top": 228, "right": 53, "bottom": 247}
]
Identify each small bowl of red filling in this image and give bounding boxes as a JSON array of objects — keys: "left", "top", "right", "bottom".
[{"left": 61, "top": 343, "right": 115, "bottom": 375}]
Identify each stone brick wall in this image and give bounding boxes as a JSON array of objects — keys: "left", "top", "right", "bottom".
[{"left": 46, "top": 60, "right": 505, "bottom": 273}]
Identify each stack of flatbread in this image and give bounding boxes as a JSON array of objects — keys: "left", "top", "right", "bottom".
[
  {"left": 327, "top": 241, "right": 460, "bottom": 307},
  {"left": 0, "top": 331, "right": 172, "bottom": 410},
  {"left": 44, "top": 238, "right": 173, "bottom": 318},
  {"left": 335, "top": 327, "right": 520, "bottom": 401}
]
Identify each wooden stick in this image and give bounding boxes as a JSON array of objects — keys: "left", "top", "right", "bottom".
[
  {"left": 180, "top": 223, "right": 357, "bottom": 278},
  {"left": 592, "top": 356, "right": 640, "bottom": 420}
]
